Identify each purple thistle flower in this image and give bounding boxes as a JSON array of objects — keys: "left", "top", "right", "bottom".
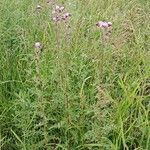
[
  {"left": 55, "top": 5, "right": 65, "bottom": 13},
  {"left": 34, "top": 42, "right": 42, "bottom": 49},
  {"left": 96, "top": 21, "right": 112, "bottom": 28},
  {"left": 55, "top": 5, "right": 60, "bottom": 11},
  {"left": 59, "top": 6, "right": 65, "bottom": 12},
  {"left": 62, "top": 13, "right": 71, "bottom": 20},
  {"left": 96, "top": 21, "right": 112, "bottom": 45},
  {"left": 52, "top": 16, "right": 60, "bottom": 22}
]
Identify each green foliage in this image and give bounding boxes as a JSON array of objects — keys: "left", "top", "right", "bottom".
[{"left": 0, "top": 0, "right": 150, "bottom": 149}]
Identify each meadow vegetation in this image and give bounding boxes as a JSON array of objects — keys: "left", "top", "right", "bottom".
[{"left": 0, "top": 0, "right": 150, "bottom": 149}]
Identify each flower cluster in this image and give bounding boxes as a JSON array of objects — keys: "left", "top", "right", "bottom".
[
  {"left": 52, "top": 5, "right": 71, "bottom": 23},
  {"left": 34, "top": 4, "right": 114, "bottom": 48}
]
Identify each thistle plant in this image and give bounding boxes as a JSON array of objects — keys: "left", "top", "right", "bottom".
[
  {"left": 34, "top": 42, "right": 48, "bottom": 148},
  {"left": 51, "top": 5, "right": 71, "bottom": 47},
  {"left": 34, "top": 42, "right": 42, "bottom": 85},
  {"left": 95, "top": 21, "right": 113, "bottom": 85},
  {"left": 1, "top": 0, "right": 149, "bottom": 149},
  {"left": 51, "top": 4, "right": 72, "bottom": 135},
  {"left": 96, "top": 21, "right": 112, "bottom": 45}
]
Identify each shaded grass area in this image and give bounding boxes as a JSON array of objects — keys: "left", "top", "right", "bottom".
[{"left": 0, "top": 0, "right": 150, "bottom": 149}]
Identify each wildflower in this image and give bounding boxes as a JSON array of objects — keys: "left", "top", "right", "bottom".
[
  {"left": 96, "top": 21, "right": 112, "bottom": 45},
  {"left": 55, "top": 5, "right": 65, "bottom": 13},
  {"left": 52, "top": 5, "right": 71, "bottom": 23},
  {"left": 52, "top": 10, "right": 56, "bottom": 15},
  {"left": 96, "top": 21, "right": 112, "bottom": 28},
  {"left": 59, "top": 6, "right": 65, "bottom": 12},
  {"left": 108, "top": 22, "right": 112, "bottom": 27},
  {"left": 36, "top": 5, "right": 42, "bottom": 10},
  {"left": 52, "top": 16, "right": 60, "bottom": 22},
  {"left": 34, "top": 42, "right": 42, "bottom": 49},
  {"left": 55, "top": 5, "right": 60, "bottom": 11},
  {"left": 62, "top": 13, "right": 71, "bottom": 21},
  {"left": 52, "top": 5, "right": 66, "bottom": 23}
]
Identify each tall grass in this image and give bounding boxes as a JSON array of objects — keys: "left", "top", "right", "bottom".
[{"left": 0, "top": 0, "right": 150, "bottom": 149}]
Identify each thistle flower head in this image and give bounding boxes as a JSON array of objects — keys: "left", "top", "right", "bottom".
[
  {"left": 52, "top": 4, "right": 71, "bottom": 23},
  {"left": 36, "top": 5, "right": 42, "bottom": 10},
  {"left": 52, "top": 16, "right": 60, "bottom": 22},
  {"left": 34, "top": 42, "right": 42, "bottom": 49},
  {"left": 62, "top": 13, "right": 71, "bottom": 20},
  {"left": 96, "top": 21, "right": 112, "bottom": 28},
  {"left": 55, "top": 5, "right": 65, "bottom": 13},
  {"left": 59, "top": 6, "right": 65, "bottom": 12},
  {"left": 55, "top": 5, "right": 60, "bottom": 10},
  {"left": 108, "top": 22, "right": 112, "bottom": 27},
  {"left": 52, "top": 10, "right": 56, "bottom": 15}
]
